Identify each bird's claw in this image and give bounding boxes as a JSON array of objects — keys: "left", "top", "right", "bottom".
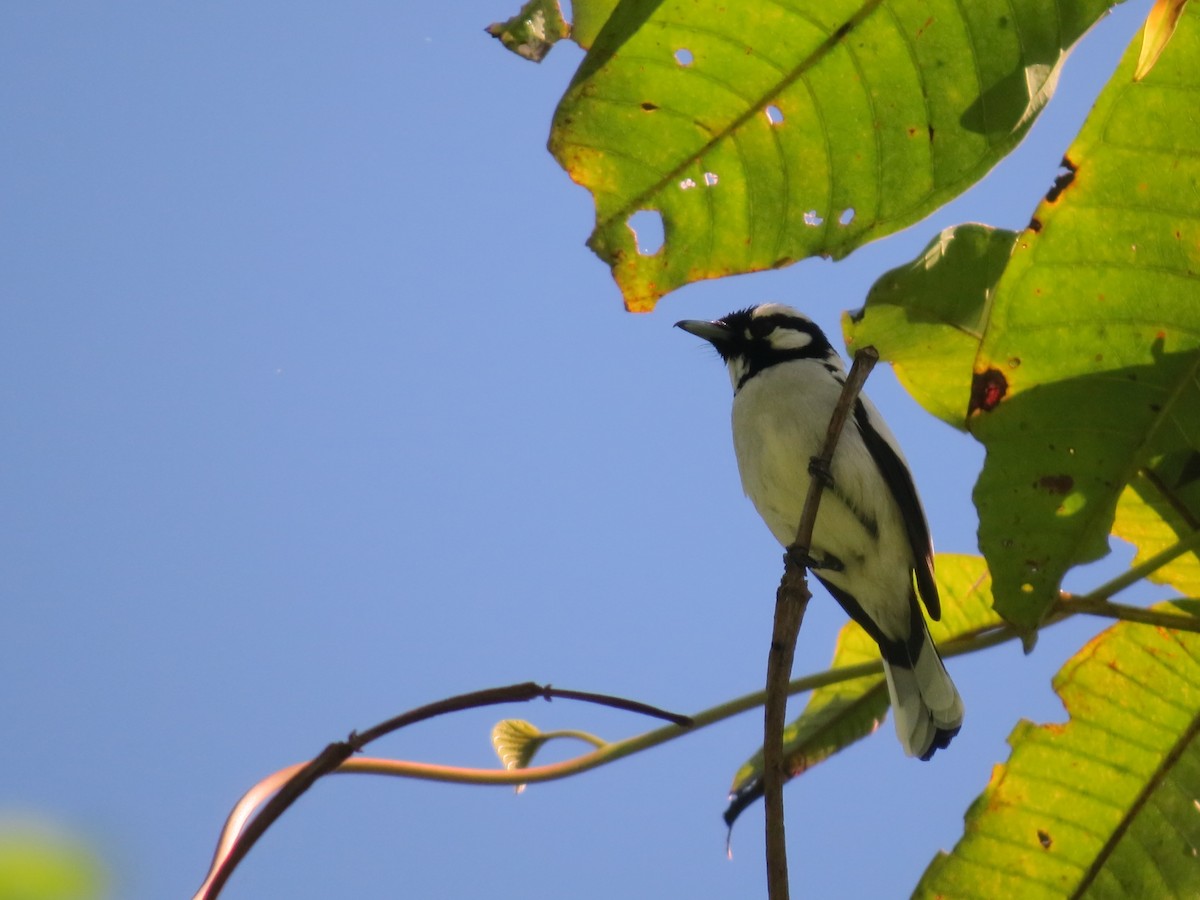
[
  {"left": 807, "top": 456, "right": 834, "bottom": 488},
  {"left": 786, "top": 545, "right": 844, "bottom": 573}
]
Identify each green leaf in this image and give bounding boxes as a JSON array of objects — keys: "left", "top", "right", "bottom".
[
  {"left": 0, "top": 830, "right": 106, "bottom": 900},
  {"left": 968, "top": 6, "right": 1200, "bottom": 628},
  {"left": 491, "top": 719, "right": 548, "bottom": 793},
  {"left": 1113, "top": 452, "right": 1200, "bottom": 596},
  {"left": 915, "top": 603, "right": 1200, "bottom": 899},
  {"left": 490, "top": 720, "right": 607, "bottom": 794},
  {"left": 547, "top": 0, "right": 1121, "bottom": 310},
  {"left": 851, "top": 7, "right": 1200, "bottom": 630},
  {"left": 486, "top": 0, "right": 571, "bottom": 63},
  {"left": 724, "top": 555, "right": 1004, "bottom": 828},
  {"left": 844, "top": 223, "right": 1018, "bottom": 429},
  {"left": 571, "top": 0, "right": 621, "bottom": 50}
]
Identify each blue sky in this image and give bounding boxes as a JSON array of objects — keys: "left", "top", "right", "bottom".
[{"left": 1, "top": 3, "right": 1156, "bottom": 898}]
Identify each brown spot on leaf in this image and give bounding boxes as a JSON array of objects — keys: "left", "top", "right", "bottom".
[
  {"left": 969, "top": 369, "right": 1008, "bottom": 414},
  {"left": 1028, "top": 217, "right": 1042, "bottom": 233},
  {"left": 928, "top": 124, "right": 935, "bottom": 142},
  {"left": 1037, "top": 829, "right": 1052, "bottom": 849},
  {"left": 641, "top": 101, "right": 659, "bottom": 111},
  {"left": 1045, "top": 157, "right": 1078, "bottom": 203},
  {"left": 1037, "top": 475, "right": 1074, "bottom": 494}
]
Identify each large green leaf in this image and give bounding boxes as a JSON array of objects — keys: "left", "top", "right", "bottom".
[
  {"left": 968, "top": 6, "right": 1200, "bottom": 628},
  {"left": 848, "top": 8, "right": 1200, "bottom": 629},
  {"left": 546, "top": 0, "right": 1122, "bottom": 310},
  {"left": 723, "top": 555, "right": 1004, "bottom": 828},
  {"left": 845, "top": 223, "right": 1018, "bottom": 428},
  {"left": 915, "top": 603, "right": 1200, "bottom": 899}
]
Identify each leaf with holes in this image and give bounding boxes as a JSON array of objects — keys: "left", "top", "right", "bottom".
[
  {"left": 915, "top": 603, "right": 1200, "bottom": 899},
  {"left": 723, "top": 555, "right": 1004, "bottom": 829},
  {"left": 849, "top": 8, "right": 1200, "bottom": 630},
  {"left": 547, "top": 0, "right": 1123, "bottom": 310}
]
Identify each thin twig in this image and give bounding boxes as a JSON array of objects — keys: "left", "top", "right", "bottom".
[
  {"left": 201, "top": 595, "right": 1191, "bottom": 900},
  {"left": 194, "top": 683, "right": 691, "bottom": 900},
  {"left": 1080, "top": 526, "right": 1200, "bottom": 604},
  {"left": 763, "top": 346, "right": 879, "bottom": 900},
  {"left": 1055, "top": 594, "right": 1200, "bottom": 632},
  {"left": 194, "top": 503, "right": 1195, "bottom": 900}
]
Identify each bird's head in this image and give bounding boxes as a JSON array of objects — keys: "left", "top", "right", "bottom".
[{"left": 675, "top": 303, "right": 839, "bottom": 391}]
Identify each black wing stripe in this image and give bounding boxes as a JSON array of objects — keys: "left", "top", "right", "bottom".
[
  {"left": 815, "top": 574, "right": 925, "bottom": 664},
  {"left": 852, "top": 400, "right": 940, "bottom": 620}
]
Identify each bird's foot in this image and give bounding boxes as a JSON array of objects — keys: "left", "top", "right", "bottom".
[
  {"left": 807, "top": 456, "right": 835, "bottom": 488},
  {"left": 786, "top": 545, "right": 844, "bottom": 573}
]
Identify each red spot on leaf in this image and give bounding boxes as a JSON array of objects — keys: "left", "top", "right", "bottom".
[{"left": 969, "top": 369, "right": 1008, "bottom": 414}]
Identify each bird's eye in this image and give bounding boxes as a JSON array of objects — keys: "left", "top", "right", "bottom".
[{"left": 747, "top": 318, "right": 774, "bottom": 339}]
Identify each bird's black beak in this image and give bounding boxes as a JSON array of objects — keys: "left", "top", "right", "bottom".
[{"left": 674, "top": 319, "right": 731, "bottom": 348}]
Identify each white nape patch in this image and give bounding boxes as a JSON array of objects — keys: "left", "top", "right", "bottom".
[
  {"left": 746, "top": 302, "right": 818, "bottom": 352},
  {"left": 764, "top": 328, "right": 813, "bottom": 351},
  {"left": 751, "top": 302, "right": 803, "bottom": 320}
]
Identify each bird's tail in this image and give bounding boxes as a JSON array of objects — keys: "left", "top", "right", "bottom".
[{"left": 882, "top": 623, "right": 963, "bottom": 761}]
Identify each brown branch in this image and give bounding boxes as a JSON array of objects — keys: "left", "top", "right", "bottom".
[
  {"left": 764, "top": 347, "right": 879, "bottom": 900},
  {"left": 195, "top": 682, "right": 691, "bottom": 900}
]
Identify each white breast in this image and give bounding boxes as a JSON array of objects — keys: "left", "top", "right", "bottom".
[{"left": 730, "top": 360, "right": 915, "bottom": 639}]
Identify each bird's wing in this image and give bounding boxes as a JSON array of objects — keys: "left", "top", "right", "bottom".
[{"left": 851, "top": 398, "right": 940, "bottom": 620}]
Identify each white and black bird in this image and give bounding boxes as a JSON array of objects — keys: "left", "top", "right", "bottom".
[{"left": 676, "top": 303, "right": 963, "bottom": 759}]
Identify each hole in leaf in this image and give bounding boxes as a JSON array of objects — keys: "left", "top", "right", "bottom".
[
  {"left": 803, "top": 210, "right": 824, "bottom": 227},
  {"left": 674, "top": 48, "right": 694, "bottom": 66},
  {"left": 704, "top": 172, "right": 718, "bottom": 186},
  {"left": 838, "top": 208, "right": 855, "bottom": 226},
  {"left": 627, "top": 209, "right": 664, "bottom": 255},
  {"left": 765, "top": 105, "right": 784, "bottom": 125}
]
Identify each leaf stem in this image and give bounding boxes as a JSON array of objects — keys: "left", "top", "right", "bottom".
[
  {"left": 337, "top": 619, "right": 1023, "bottom": 787},
  {"left": 1081, "top": 527, "right": 1200, "bottom": 604},
  {"left": 1054, "top": 595, "right": 1200, "bottom": 633}
]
